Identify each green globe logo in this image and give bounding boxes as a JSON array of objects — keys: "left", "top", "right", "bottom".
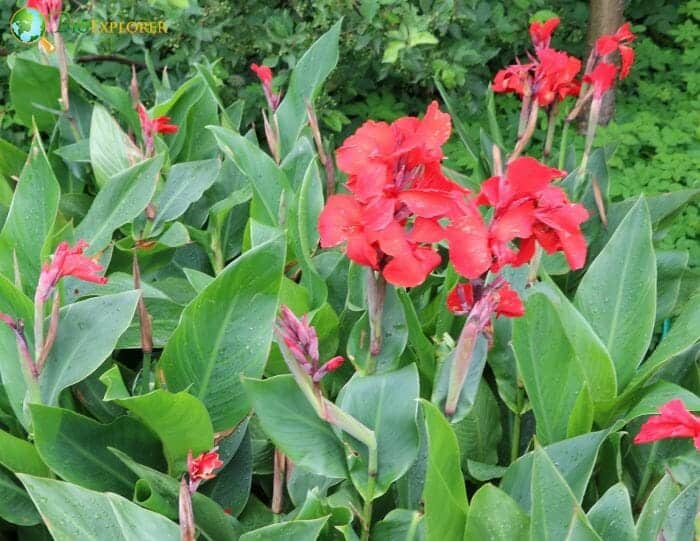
[{"left": 9, "top": 8, "right": 46, "bottom": 45}]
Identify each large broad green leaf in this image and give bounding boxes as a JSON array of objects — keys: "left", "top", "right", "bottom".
[
  {"left": 159, "top": 235, "right": 284, "bottom": 431},
  {"left": 19, "top": 475, "right": 180, "bottom": 540},
  {"left": 9, "top": 59, "right": 60, "bottom": 131},
  {"left": 243, "top": 375, "right": 347, "bottom": 479},
  {"left": 112, "top": 449, "right": 241, "bottom": 541},
  {"left": 287, "top": 160, "right": 327, "bottom": 308},
  {"left": 89, "top": 104, "right": 142, "bottom": 188},
  {"left": 420, "top": 400, "right": 468, "bottom": 540},
  {"left": 240, "top": 517, "right": 328, "bottom": 541},
  {"left": 452, "top": 381, "right": 502, "bottom": 468},
  {"left": 39, "top": 291, "right": 140, "bottom": 405},
  {"left": 575, "top": 197, "right": 656, "bottom": 390},
  {"left": 69, "top": 65, "right": 137, "bottom": 129},
  {"left": 621, "top": 289, "right": 700, "bottom": 402},
  {"left": 276, "top": 20, "right": 342, "bottom": 156},
  {"left": 100, "top": 365, "right": 214, "bottom": 474},
  {"left": 0, "top": 138, "right": 27, "bottom": 181},
  {"left": 30, "top": 405, "right": 164, "bottom": 497},
  {"left": 530, "top": 446, "right": 600, "bottom": 540},
  {"left": 636, "top": 474, "right": 682, "bottom": 541},
  {"left": 152, "top": 75, "right": 218, "bottom": 162},
  {"left": 210, "top": 126, "right": 290, "bottom": 226},
  {"left": 658, "top": 479, "right": 699, "bottom": 541},
  {"left": 149, "top": 158, "right": 221, "bottom": 236},
  {"left": 655, "top": 250, "right": 689, "bottom": 322},
  {"left": 0, "top": 275, "right": 34, "bottom": 428},
  {"left": 75, "top": 155, "right": 163, "bottom": 254},
  {"left": 535, "top": 281, "right": 617, "bottom": 422},
  {"left": 464, "top": 484, "right": 529, "bottom": 541},
  {"left": 587, "top": 483, "right": 635, "bottom": 541},
  {"left": 373, "top": 509, "right": 424, "bottom": 540},
  {"left": 339, "top": 365, "right": 420, "bottom": 500},
  {"left": 513, "top": 293, "right": 584, "bottom": 444},
  {"left": 623, "top": 380, "right": 700, "bottom": 422},
  {"left": 0, "top": 467, "right": 41, "bottom": 526},
  {"left": 0, "top": 430, "right": 49, "bottom": 477},
  {"left": 500, "top": 430, "right": 608, "bottom": 511},
  {"left": 0, "top": 132, "right": 60, "bottom": 290}
]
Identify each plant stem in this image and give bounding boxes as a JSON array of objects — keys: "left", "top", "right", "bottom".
[
  {"left": 33, "top": 299, "right": 45, "bottom": 366},
  {"left": 366, "top": 270, "right": 386, "bottom": 367},
  {"left": 635, "top": 441, "right": 658, "bottom": 507},
  {"left": 444, "top": 321, "right": 479, "bottom": 416},
  {"left": 543, "top": 105, "right": 558, "bottom": 159},
  {"left": 510, "top": 411, "right": 522, "bottom": 463},
  {"left": 509, "top": 102, "right": 539, "bottom": 163},
  {"left": 558, "top": 121, "right": 570, "bottom": 170},
  {"left": 271, "top": 448, "right": 286, "bottom": 515}
]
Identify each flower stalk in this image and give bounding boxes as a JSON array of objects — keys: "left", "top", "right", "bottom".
[{"left": 366, "top": 270, "right": 386, "bottom": 363}]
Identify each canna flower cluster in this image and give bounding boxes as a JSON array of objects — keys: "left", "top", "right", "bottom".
[
  {"left": 251, "top": 63, "right": 281, "bottom": 112},
  {"left": 137, "top": 102, "right": 179, "bottom": 156},
  {"left": 634, "top": 399, "right": 700, "bottom": 450},
  {"left": 27, "top": 0, "right": 62, "bottom": 34},
  {"left": 318, "top": 103, "right": 589, "bottom": 292},
  {"left": 276, "top": 306, "right": 345, "bottom": 383}
]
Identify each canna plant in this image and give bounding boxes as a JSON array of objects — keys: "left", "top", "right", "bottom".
[{"left": 0, "top": 9, "right": 698, "bottom": 541}]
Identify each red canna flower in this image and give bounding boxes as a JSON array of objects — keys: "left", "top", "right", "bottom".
[
  {"left": 532, "top": 48, "right": 582, "bottom": 106},
  {"left": 137, "top": 103, "right": 178, "bottom": 155},
  {"left": 36, "top": 241, "right": 107, "bottom": 302},
  {"left": 595, "top": 22, "right": 635, "bottom": 78},
  {"left": 447, "top": 278, "right": 524, "bottom": 324},
  {"left": 251, "top": 63, "right": 281, "bottom": 111},
  {"left": 187, "top": 448, "right": 223, "bottom": 493},
  {"left": 529, "top": 17, "right": 560, "bottom": 50},
  {"left": 583, "top": 62, "right": 618, "bottom": 99},
  {"left": 634, "top": 399, "right": 700, "bottom": 450},
  {"left": 492, "top": 62, "right": 534, "bottom": 97},
  {"left": 318, "top": 194, "right": 378, "bottom": 269},
  {"left": 27, "top": 0, "right": 62, "bottom": 33}
]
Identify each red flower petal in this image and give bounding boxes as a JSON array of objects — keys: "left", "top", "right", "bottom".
[
  {"left": 446, "top": 208, "right": 491, "bottom": 279},
  {"left": 634, "top": 399, "right": 700, "bottom": 449},
  {"left": 529, "top": 17, "right": 560, "bottom": 50},
  {"left": 446, "top": 282, "right": 474, "bottom": 315},
  {"left": 250, "top": 63, "right": 273, "bottom": 86},
  {"left": 494, "top": 282, "right": 525, "bottom": 318}
]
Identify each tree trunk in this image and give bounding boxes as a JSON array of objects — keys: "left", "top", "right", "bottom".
[{"left": 585, "top": 0, "right": 624, "bottom": 125}]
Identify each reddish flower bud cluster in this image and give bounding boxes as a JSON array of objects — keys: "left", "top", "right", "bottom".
[
  {"left": 277, "top": 306, "right": 345, "bottom": 382},
  {"left": 634, "top": 399, "right": 700, "bottom": 450},
  {"left": 251, "top": 63, "right": 282, "bottom": 111},
  {"left": 187, "top": 448, "right": 223, "bottom": 493},
  {"left": 494, "top": 17, "right": 581, "bottom": 107},
  {"left": 447, "top": 279, "right": 524, "bottom": 321},
  {"left": 318, "top": 103, "right": 589, "bottom": 290},
  {"left": 27, "top": 0, "right": 62, "bottom": 34},
  {"left": 35, "top": 241, "right": 107, "bottom": 303},
  {"left": 137, "top": 102, "right": 179, "bottom": 155}
]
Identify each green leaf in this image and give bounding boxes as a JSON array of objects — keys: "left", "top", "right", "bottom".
[
  {"left": 636, "top": 474, "right": 681, "bottom": 541},
  {"left": 0, "top": 132, "right": 59, "bottom": 291},
  {"left": 100, "top": 366, "right": 214, "bottom": 474},
  {"left": 453, "top": 381, "right": 502, "bottom": 467},
  {"left": 210, "top": 126, "right": 290, "bottom": 226},
  {"left": 288, "top": 160, "right": 327, "bottom": 308},
  {"left": 500, "top": 430, "right": 609, "bottom": 511},
  {"left": 575, "top": 197, "right": 656, "bottom": 390},
  {"left": 397, "top": 289, "right": 435, "bottom": 381},
  {"left": 69, "top": 65, "right": 137, "bottom": 129},
  {"left": 530, "top": 445, "right": 600, "bottom": 540},
  {"left": 587, "top": 483, "right": 635, "bottom": 541},
  {"left": 0, "top": 430, "right": 49, "bottom": 477},
  {"left": 39, "top": 291, "right": 140, "bottom": 405},
  {"left": 624, "top": 380, "right": 700, "bottom": 422},
  {"left": 408, "top": 30, "right": 438, "bottom": 47},
  {"left": 513, "top": 293, "right": 584, "bottom": 444},
  {"left": 464, "top": 484, "right": 529, "bottom": 541},
  {"left": 149, "top": 158, "right": 221, "bottom": 236},
  {"left": 18, "top": 475, "right": 180, "bottom": 540},
  {"left": 9, "top": 59, "right": 60, "bottom": 131},
  {"left": 240, "top": 517, "right": 328, "bottom": 541},
  {"left": 243, "top": 375, "right": 347, "bottom": 479},
  {"left": 159, "top": 235, "right": 285, "bottom": 431},
  {"left": 373, "top": 509, "right": 424, "bottom": 540},
  {"left": 276, "top": 20, "right": 342, "bottom": 156},
  {"left": 0, "top": 275, "right": 34, "bottom": 427},
  {"left": 339, "top": 365, "right": 420, "bottom": 500},
  {"left": 622, "top": 290, "right": 700, "bottom": 400},
  {"left": 0, "top": 467, "right": 41, "bottom": 526},
  {"left": 202, "top": 430, "right": 252, "bottom": 517},
  {"left": 535, "top": 280, "right": 617, "bottom": 422},
  {"left": 420, "top": 400, "right": 468, "bottom": 540},
  {"left": 382, "top": 41, "right": 405, "bottom": 63},
  {"left": 112, "top": 449, "right": 241, "bottom": 541},
  {"left": 656, "top": 250, "right": 689, "bottom": 322},
  {"left": 30, "top": 405, "right": 164, "bottom": 497},
  {"left": 659, "top": 479, "right": 699, "bottom": 540},
  {"left": 0, "top": 139, "right": 26, "bottom": 181},
  {"left": 566, "top": 384, "right": 594, "bottom": 438},
  {"left": 89, "top": 104, "right": 142, "bottom": 188},
  {"left": 75, "top": 156, "right": 163, "bottom": 254}
]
